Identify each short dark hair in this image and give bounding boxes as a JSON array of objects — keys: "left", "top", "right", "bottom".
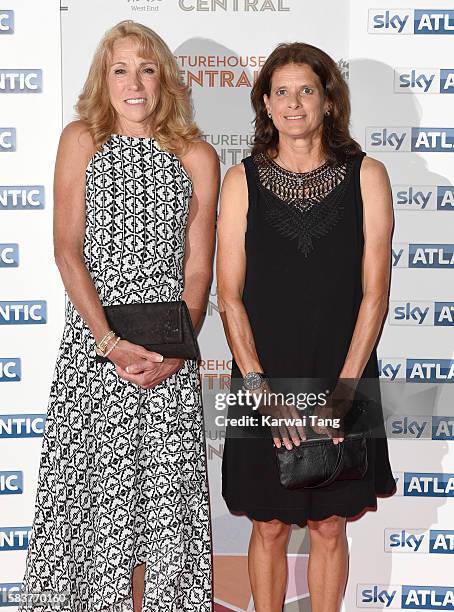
[{"left": 251, "top": 42, "right": 362, "bottom": 165}]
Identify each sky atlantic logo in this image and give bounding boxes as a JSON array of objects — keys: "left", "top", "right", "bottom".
[
  {"left": 378, "top": 358, "right": 404, "bottom": 381},
  {"left": 0, "top": 10, "right": 13, "bottom": 34},
  {"left": 366, "top": 127, "right": 408, "bottom": 151},
  {"left": 406, "top": 359, "right": 454, "bottom": 382},
  {"left": 412, "top": 128, "right": 454, "bottom": 151},
  {"left": 385, "top": 468, "right": 450, "bottom": 499},
  {"left": 0, "top": 527, "right": 31, "bottom": 551},
  {"left": 387, "top": 415, "right": 454, "bottom": 439},
  {"left": 368, "top": 9, "right": 454, "bottom": 35},
  {"left": 0, "top": 70, "right": 42, "bottom": 93},
  {"left": 0, "top": 301, "right": 47, "bottom": 325},
  {"left": 0, "top": 359, "right": 21, "bottom": 382},
  {"left": 392, "top": 243, "right": 454, "bottom": 268},
  {"left": 387, "top": 416, "right": 430, "bottom": 439},
  {"left": 385, "top": 528, "right": 454, "bottom": 553},
  {"left": 0, "top": 186, "right": 45, "bottom": 209},
  {"left": 0, "top": 128, "right": 16, "bottom": 152},
  {"left": 358, "top": 583, "right": 454, "bottom": 608},
  {"left": 399, "top": 472, "right": 454, "bottom": 497},
  {"left": 0, "top": 471, "right": 23, "bottom": 494},
  {"left": 0, "top": 244, "right": 18, "bottom": 267},
  {"left": 378, "top": 358, "right": 454, "bottom": 382},
  {"left": 392, "top": 185, "right": 454, "bottom": 211},
  {"left": 389, "top": 301, "right": 454, "bottom": 326},
  {"left": 394, "top": 68, "right": 454, "bottom": 93},
  {"left": 178, "top": 0, "right": 290, "bottom": 11},
  {"left": 0, "top": 414, "right": 46, "bottom": 438},
  {"left": 366, "top": 127, "right": 454, "bottom": 152}
]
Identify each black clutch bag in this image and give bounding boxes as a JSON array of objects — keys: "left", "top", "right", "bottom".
[
  {"left": 95, "top": 300, "right": 200, "bottom": 363},
  {"left": 275, "top": 404, "right": 370, "bottom": 490}
]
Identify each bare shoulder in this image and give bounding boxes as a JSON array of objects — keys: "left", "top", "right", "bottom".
[
  {"left": 360, "top": 155, "right": 390, "bottom": 186},
  {"left": 358, "top": 155, "right": 393, "bottom": 229},
  {"left": 218, "top": 162, "right": 248, "bottom": 220},
  {"left": 180, "top": 139, "right": 219, "bottom": 174},
  {"left": 222, "top": 162, "right": 246, "bottom": 190},
  {"left": 58, "top": 120, "right": 95, "bottom": 163}
]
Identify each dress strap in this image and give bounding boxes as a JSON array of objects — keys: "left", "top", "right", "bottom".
[
  {"left": 352, "top": 151, "right": 367, "bottom": 246},
  {"left": 241, "top": 156, "right": 260, "bottom": 228}
]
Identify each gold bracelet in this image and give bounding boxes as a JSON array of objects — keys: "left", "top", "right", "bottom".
[
  {"left": 97, "top": 330, "right": 115, "bottom": 353},
  {"left": 104, "top": 335, "right": 121, "bottom": 357}
]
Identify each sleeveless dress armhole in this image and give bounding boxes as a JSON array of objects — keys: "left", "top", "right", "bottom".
[
  {"left": 241, "top": 156, "right": 260, "bottom": 230},
  {"left": 353, "top": 151, "right": 367, "bottom": 247}
]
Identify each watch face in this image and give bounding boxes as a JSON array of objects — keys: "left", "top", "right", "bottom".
[{"left": 243, "top": 372, "right": 264, "bottom": 391}]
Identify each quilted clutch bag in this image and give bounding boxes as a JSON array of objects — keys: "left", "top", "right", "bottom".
[
  {"left": 275, "top": 404, "right": 370, "bottom": 489},
  {"left": 95, "top": 300, "right": 200, "bottom": 363}
]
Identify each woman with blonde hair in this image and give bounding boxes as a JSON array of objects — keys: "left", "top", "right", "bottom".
[{"left": 19, "top": 21, "right": 218, "bottom": 612}]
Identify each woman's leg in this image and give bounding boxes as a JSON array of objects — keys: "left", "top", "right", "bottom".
[
  {"left": 307, "top": 515, "right": 348, "bottom": 612},
  {"left": 248, "top": 519, "right": 292, "bottom": 612},
  {"left": 132, "top": 563, "right": 146, "bottom": 612}
]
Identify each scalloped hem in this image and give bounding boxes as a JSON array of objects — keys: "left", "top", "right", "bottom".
[{"left": 224, "top": 483, "right": 397, "bottom": 525}]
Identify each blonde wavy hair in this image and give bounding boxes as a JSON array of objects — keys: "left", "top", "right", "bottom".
[{"left": 76, "top": 21, "right": 201, "bottom": 155}]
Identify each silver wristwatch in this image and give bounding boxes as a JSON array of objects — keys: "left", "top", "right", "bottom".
[{"left": 242, "top": 371, "right": 268, "bottom": 391}]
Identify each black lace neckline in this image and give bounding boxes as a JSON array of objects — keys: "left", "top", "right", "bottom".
[
  {"left": 267, "top": 154, "right": 330, "bottom": 178},
  {"left": 248, "top": 153, "right": 355, "bottom": 257},
  {"left": 254, "top": 152, "right": 348, "bottom": 212}
]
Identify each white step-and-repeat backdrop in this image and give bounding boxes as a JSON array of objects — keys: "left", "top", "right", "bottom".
[{"left": 1, "top": 0, "right": 453, "bottom": 610}]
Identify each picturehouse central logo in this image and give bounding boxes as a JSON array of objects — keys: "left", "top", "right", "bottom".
[
  {"left": 178, "top": 0, "right": 290, "bottom": 11},
  {"left": 176, "top": 55, "right": 265, "bottom": 88},
  {"left": 202, "top": 133, "right": 253, "bottom": 167}
]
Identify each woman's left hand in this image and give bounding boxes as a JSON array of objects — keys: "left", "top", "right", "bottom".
[
  {"left": 116, "top": 357, "right": 184, "bottom": 389},
  {"left": 310, "top": 381, "right": 356, "bottom": 444}
]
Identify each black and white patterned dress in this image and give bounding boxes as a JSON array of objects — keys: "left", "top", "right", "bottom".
[{"left": 19, "top": 134, "right": 212, "bottom": 612}]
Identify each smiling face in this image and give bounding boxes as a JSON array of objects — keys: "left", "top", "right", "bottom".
[
  {"left": 107, "top": 36, "right": 161, "bottom": 135},
  {"left": 263, "top": 63, "right": 330, "bottom": 143}
]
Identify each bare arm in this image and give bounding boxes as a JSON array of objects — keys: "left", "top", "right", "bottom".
[
  {"left": 53, "top": 121, "right": 162, "bottom": 373},
  {"left": 180, "top": 141, "right": 220, "bottom": 333},
  {"left": 217, "top": 164, "right": 307, "bottom": 448},
  {"left": 216, "top": 163, "right": 264, "bottom": 376},
  {"left": 339, "top": 156, "right": 394, "bottom": 381},
  {"left": 53, "top": 121, "right": 111, "bottom": 345}
]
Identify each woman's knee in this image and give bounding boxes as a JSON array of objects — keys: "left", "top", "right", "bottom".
[
  {"left": 307, "top": 516, "right": 346, "bottom": 551},
  {"left": 251, "top": 519, "right": 291, "bottom": 549}
]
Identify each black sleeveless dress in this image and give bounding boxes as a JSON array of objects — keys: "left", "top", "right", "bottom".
[{"left": 221, "top": 151, "right": 396, "bottom": 524}]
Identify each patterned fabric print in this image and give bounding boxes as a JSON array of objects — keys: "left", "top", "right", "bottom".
[
  {"left": 251, "top": 153, "right": 352, "bottom": 257},
  {"left": 18, "top": 135, "right": 212, "bottom": 612},
  {"left": 254, "top": 151, "right": 347, "bottom": 209}
]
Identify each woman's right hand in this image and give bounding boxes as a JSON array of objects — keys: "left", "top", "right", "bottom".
[
  {"left": 255, "top": 387, "right": 306, "bottom": 450},
  {"left": 105, "top": 339, "right": 163, "bottom": 378}
]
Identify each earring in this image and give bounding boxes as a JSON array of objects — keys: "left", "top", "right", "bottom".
[
  {"left": 324, "top": 109, "right": 331, "bottom": 117},
  {"left": 268, "top": 112, "right": 272, "bottom": 119}
]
